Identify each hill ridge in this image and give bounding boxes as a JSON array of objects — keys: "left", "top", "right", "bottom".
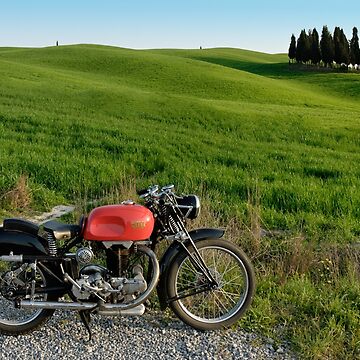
[{"left": 1, "top": 45, "right": 358, "bottom": 109}]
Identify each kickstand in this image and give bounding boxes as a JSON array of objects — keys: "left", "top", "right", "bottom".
[{"left": 79, "top": 310, "right": 92, "bottom": 342}]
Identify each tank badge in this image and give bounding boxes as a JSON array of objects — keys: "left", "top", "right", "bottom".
[{"left": 131, "top": 221, "right": 146, "bottom": 229}]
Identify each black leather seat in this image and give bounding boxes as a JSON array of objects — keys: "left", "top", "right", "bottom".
[
  {"left": 3, "top": 219, "right": 39, "bottom": 236},
  {"left": 43, "top": 220, "right": 81, "bottom": 240}
]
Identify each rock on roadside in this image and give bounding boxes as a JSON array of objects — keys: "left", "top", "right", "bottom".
[{"left": 0, "top": 205, "right": 75, "bottom": 227}]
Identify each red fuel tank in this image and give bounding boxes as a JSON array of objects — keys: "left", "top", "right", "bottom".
[{"left": 83, "top": 204, "right": 154, "bottom": 242}]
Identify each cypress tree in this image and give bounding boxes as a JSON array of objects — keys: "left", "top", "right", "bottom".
[
  {"left": 306, "top": 29, "right": 313, "bottom": 63},
  {"left": 320, "top": 25, "right": 334, "bottom": 67},
  {"left": 296, "top": 31, "right": 304, "bottom": 63},
  {"left": 350, "top": 27, "right": 360, "bottom": 65},
  {"left": 340, "top": 28, "right": 350, "bottom": 65},
  {"left": 333, "top": 26, "right": 342, "bottom": 65},
  {"left": 334, "top": 27, "right": 350, "bottom": 65},
  {"left": 311, "top": 28, "right": 321, "bottom": 65},
  {"left": 288, "top": 34, "right": 296, "bottom": 63},
  {"left": 296, "top": 30, "right": 310, "bottom": 63}
]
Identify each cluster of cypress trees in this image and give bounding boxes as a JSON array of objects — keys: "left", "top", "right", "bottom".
[{"left": 288, "top": 26, "right": 360, "bottom": 68}]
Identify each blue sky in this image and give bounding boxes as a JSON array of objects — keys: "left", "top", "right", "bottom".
[{"left": 1, "top": 0, "right": 359, "bottom": 53}]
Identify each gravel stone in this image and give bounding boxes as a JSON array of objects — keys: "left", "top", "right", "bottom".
[{"left": 0, "top": 310, "right": 297, "bottom": 359}]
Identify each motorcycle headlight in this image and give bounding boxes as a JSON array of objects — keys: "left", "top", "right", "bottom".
[{"left": 176, "top": 195, "right": 200, "bottom": 220}]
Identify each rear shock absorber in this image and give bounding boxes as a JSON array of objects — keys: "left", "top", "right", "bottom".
[{"left": 46, "top": 231, "right": 57, "bottom": 256}]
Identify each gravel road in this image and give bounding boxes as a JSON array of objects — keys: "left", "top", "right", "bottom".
[{"left": 0, "top": 310, "right": 296, "bottom": 359}]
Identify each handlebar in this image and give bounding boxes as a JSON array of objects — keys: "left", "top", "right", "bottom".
[{"left": 137, "top": 184, "right": 175, "bottom": 199}]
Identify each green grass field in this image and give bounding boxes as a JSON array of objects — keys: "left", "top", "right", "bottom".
[{"left": 0, "top": 45, "right": 360, "bottom": 358}]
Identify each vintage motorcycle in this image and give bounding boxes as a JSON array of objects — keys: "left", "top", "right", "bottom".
[{"left": 0, "top": 185, "right": 255, "bottom": 338}]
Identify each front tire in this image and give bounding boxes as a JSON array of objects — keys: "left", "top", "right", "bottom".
[{"left": 167, "top": 239, "right": 255, "bottom": 330}]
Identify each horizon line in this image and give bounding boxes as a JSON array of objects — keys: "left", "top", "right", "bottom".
[{"left": 0, "top": 42, "right": 287, "bottom": 55}]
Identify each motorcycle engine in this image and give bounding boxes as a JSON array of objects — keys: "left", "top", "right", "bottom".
[{"left": 71, "top": 263, "right": 147, "bottom": 303}]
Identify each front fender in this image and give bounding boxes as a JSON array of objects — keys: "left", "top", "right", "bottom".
[
  {"left": 0, "top": 227, "right": 48, "bottom": 256},
  {"left": 157, "top": 228, "right": 224, "bottom": 310}
]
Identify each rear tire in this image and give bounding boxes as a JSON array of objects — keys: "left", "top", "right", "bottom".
[
  {"left": 167, "top": 239, "right": 255, "bottom": 330},
  {"left": 0, "top": 308, "right": 54, "bottom": 336}
]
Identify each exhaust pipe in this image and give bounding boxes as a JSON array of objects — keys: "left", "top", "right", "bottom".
[
  {"left": 0, "top": 255, "right": 23, "bottom": 262},
  {"left": 98, "top": 304, "right": 145, "bottom": 316},
  {"left": 20, "top": 300, "right": 97, "bottom": 311},
  {"left": 20, "top": 300, "right": 145, "bottom": 316}
]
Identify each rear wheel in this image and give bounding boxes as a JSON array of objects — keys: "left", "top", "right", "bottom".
[
  {"left": 0, "top": 261, "right": 55, "bottom": 335},
  {"left": 167, "top": 239, "right": 255, "bottom": 330}
]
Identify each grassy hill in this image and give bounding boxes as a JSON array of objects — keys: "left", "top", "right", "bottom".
[
  {"left": 1, "top": 45, "right": 360, "bottom": 237},
  {"left": 0, "top": 45, "right": 360, "bottom": 358}
]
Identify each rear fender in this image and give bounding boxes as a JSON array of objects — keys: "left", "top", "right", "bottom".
[
  {"left": 157, "top": 228, "right": 224, "bottom": 310},
  {"left": 0, "top": 221, "right": 66, "bottom": 298},
  {"left": 0, "top": 227, "right": 48, "bottom": 256}
]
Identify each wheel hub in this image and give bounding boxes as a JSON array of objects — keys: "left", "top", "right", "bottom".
[
  {"left": 195, "top": 268, "right": 222, "bottom": 289},
  {"left": 1, "top": 273, "right": 19, "bottom": 300}
]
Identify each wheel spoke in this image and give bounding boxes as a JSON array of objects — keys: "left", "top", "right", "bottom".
[
  {"left": 217, "top": 288, "right": 238, "bottom": 306},
  {"left": 221, "top": 274, "right": 244, "bottom": 287},
  {"left": 212, "top": 290, "right": 229, "bottom": 316},
  {"left": 212, "top": 251, "right": 218, "bottom": 275},
  {"left": 181, "top": 260, "right": 198, "bottom": 276},
  {"left": 177, "top": 278, "right": 196, "bottom": 288}
]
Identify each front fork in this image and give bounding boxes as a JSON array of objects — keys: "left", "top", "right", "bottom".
[
  {"left": 164, "top": 234, "right": 219, "bottom": 303},
  {"left": 177, "top": 232, "right": 218, "bottom": 289}
]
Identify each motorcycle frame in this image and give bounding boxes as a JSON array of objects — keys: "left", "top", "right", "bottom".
[{"left": 0, "top": 223, "right": 225, "bottom": 309}]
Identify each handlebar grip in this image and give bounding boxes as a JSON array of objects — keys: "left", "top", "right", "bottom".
[{"left": 137, "top": 188, "right": 148, "bottom": 196}]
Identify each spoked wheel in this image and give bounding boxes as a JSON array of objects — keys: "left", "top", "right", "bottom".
[
  {"left": 167, "top": 239, "right": 255, "bottom": 330},
  {"left": 0, "top": 261, "right": 55, "bottom": 335}
]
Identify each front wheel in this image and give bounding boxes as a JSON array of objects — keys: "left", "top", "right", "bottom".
[{"left": 167, "top": 239, "right": 255, "bottom": 330}]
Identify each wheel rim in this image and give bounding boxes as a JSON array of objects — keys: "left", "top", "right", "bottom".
[
  {"left": 0, "top": 262, "right": 47, "bottom": 326},
  {"left": 175, "top": 245, "right": 249, "bottom": 324}
]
